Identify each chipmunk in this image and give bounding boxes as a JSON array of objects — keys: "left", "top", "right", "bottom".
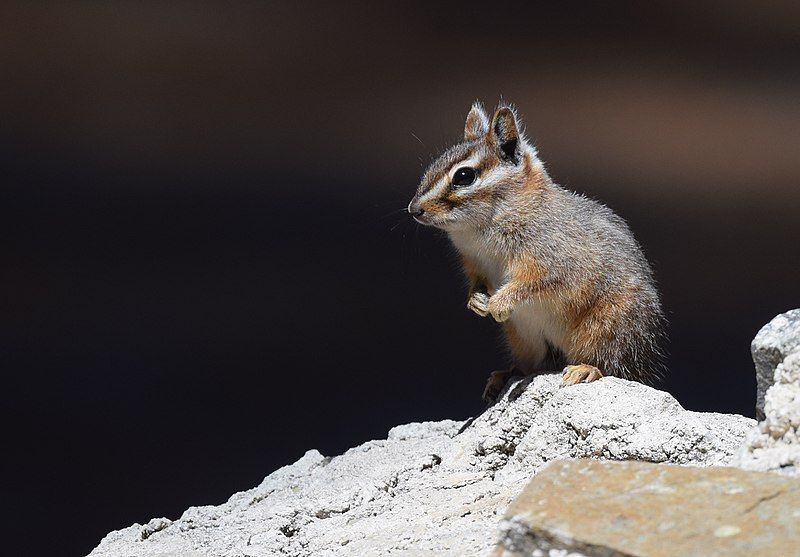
[{"left": 408, "top": 102, "right": 666, "bottom": 403}]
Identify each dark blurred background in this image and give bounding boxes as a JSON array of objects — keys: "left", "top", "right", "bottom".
[{"left": 3, "top": 2, "right": 799, "bottom": 555}]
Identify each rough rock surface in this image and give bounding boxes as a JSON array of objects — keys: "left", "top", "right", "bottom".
[
  {"left": 738, "top": 309, "right": 800, "bottom": 475},
  {"left": 493, "top": 459, "right": 800, "bottom": 557},
  {"left": 89, "top": 375, "right": 754, "bottom": 557},
  {"left": 751, "top": 309, "right": 800, "bottom": 420}
]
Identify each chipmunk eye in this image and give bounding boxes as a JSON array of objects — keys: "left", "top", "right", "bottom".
[{"left": 452, "top": 167, "right": 477, "bottom": 187}]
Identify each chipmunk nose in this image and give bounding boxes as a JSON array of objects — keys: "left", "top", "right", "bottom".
[{"left": 408, "top": 200, "right": 424, "bottom": 218}]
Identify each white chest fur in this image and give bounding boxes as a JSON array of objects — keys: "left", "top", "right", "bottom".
[
  {"left": 448, "top": 229, "right": 569, "bottom": 354},
  {"left": 448, "top": 229, "right": 507, "bottom": 293}
]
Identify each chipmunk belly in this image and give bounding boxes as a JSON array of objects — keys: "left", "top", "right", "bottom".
[{"left": 510, "top": 300, "right": 569, "bottom": 354}]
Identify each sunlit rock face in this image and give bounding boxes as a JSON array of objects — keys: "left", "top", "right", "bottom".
[
  {"left": 88, "top": 373, "right": 754, "bottom": 557},
  {"left": 90, "top": 310, "right": 800, "bottom": 557}
]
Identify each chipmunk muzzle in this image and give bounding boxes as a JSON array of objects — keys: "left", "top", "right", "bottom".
[{"left": 408, "top": 197, "right": 427, "bottom": 223}]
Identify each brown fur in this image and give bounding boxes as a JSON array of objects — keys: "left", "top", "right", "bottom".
[{"left": 409, "top": 102, "right": 666, "bottom": 399}]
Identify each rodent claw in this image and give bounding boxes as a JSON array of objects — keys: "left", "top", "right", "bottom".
[{"left": 562, "top": 364, "right": 604, "bottom": 386}]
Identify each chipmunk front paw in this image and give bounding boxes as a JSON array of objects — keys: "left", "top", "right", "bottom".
[
  {"left": 562, "top": 364, "right": 604, "bottom": 386},
  {"left": 487, "top": 294, "right": 514, "bottom": 322},
  {"left": 466, "top": 291, "right": 490, "bottom": 317}
]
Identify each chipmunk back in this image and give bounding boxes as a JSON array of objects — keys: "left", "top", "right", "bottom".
[{"left": 408, "top": 102, "right": 666, "bottom": 402}]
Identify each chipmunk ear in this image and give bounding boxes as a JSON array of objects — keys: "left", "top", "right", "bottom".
[
  {"left": 490, "top": 106, "right": 522, "bottom": 163},
  {"left": 464, "top": 102, "right": 489, "bottom": 141}
]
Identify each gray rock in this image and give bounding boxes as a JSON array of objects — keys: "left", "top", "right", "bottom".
[
  {"left": 88, "top": 375, "right": 754, "bottom": 557},
  {"left": 751, "top": 309, "right": 800, "bottom": 420},
  {"left": 737, "top": 345, "right": 800, "bottom": 475}
]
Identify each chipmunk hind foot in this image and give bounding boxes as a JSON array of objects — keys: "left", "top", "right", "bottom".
[
  {"left": 562, "top": 364, "right": 604, "bottom": 386},
  {"left": 482, "top": 367, "right": 526, "bottom": 404}
]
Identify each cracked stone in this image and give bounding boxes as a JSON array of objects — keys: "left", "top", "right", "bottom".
[
  {"left": 88, "top": 374, "right": 753, "bottom": 557},
  {"left": 493, "top": 459, "right": 800, "bottom": 557},
  {"left": 751, "top": 308, "right": 800, "bottom": 420},
  {"left": 85, "top": 311, "right": 800, "bottom": 556},
  {"left": 738, "top": 309, "right": 800, "bottom": 476}
]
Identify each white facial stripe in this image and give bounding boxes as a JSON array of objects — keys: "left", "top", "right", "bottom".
[
  {"left": 448, "top": 156, "right": 481, "bottom": 179},
  {"left": 418, "top": 156, "right": 486, "bottom": 205},
  {"left": 418, "top": 175, "right": 450, "bottom": 205}
]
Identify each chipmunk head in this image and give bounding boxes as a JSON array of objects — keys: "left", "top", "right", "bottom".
[{"left": 408, "top": 102, "right": 542, "bottom": 230}]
